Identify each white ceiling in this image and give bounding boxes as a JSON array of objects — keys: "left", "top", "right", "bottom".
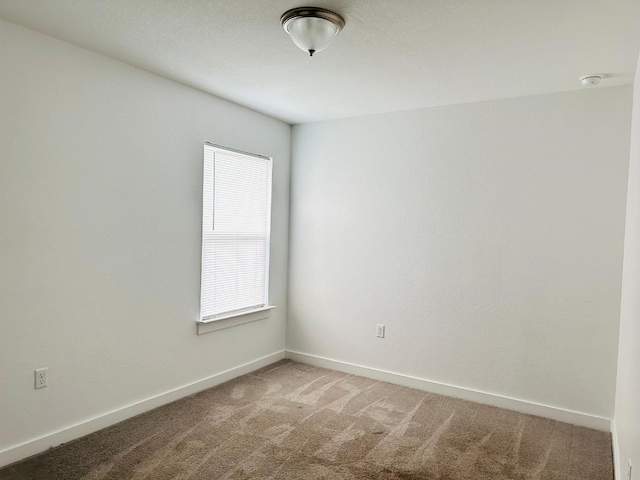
[{"left": 0, "top": 1, "right": 639, "bottom": 124}]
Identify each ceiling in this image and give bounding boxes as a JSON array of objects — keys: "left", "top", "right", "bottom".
[{"left": 0, "top": 1, "right": 639, "bottom": 124}]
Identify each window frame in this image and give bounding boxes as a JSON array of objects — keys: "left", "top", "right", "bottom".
[{"left": 198, "top": 143, "right": 275, "bottom": 328}]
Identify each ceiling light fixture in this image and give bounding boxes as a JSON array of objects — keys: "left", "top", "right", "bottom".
[{"left": 281, "top": 7, "right": 345, "bottom": 57}]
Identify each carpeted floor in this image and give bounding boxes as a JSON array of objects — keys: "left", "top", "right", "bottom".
[{"left": 0, "top": 360, "right": 613, "bottom": 480}]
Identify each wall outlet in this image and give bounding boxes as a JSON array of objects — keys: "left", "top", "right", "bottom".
[
  {"left": 376, "top": 324, "right": 385, "bottom": 338},
  {"left": 34, "top": 368, "right": 48, "bottom": 389},
  {"left": 629, "top": 459, "right": 633, "bottom": 480}
]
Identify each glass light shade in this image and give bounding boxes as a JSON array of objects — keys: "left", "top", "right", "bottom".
[
  {"left": 281, "top": 8, "right": 345, "bottom": 56},
  {"left": 287, "top": 16, "right": 339, "bottom": 55}
]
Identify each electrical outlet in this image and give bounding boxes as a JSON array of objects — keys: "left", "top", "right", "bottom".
[
  {"left": 376, "top": 324, "right": 385, "bottom": 338},
  {"left": 34, "top": 368, "right": 48, "bottom": 389},
  {"left": 629, "top": 459, "right": 633, "bottom": 480}
]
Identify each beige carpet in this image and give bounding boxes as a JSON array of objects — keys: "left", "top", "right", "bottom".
[{"left": 0, "top": 360, "right": 613, "bottom": 480}]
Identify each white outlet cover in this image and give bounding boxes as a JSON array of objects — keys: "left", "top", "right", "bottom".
[{"left": 34, "top": 368, "right": 48, "bottom": 389}]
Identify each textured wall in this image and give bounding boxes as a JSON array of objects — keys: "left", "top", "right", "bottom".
[
  {"left": 614, "top": 52, "right": 640, "bottom": 479},
  {"left": 288, "top": 87, "right": 631, "bottom": 419},
  {"left": 0, "top": 19, "right": 290, "bottom": 455}
]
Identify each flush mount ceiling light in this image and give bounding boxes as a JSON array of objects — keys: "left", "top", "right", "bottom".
[{"left": 281, "top": 7, "right": 345, "bottom": 56}]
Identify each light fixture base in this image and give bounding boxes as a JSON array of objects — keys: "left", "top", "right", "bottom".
[{"left": 281, "top": 7, "right": 345, "bottom": 33}]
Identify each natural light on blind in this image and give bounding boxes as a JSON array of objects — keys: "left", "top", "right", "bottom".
[{"left": 200, "top": 144, "right": 272, "bottom": 322}]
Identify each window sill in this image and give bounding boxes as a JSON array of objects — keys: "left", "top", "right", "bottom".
[{"left": 197, "top": 306, "right": 276, "bottom": 335}]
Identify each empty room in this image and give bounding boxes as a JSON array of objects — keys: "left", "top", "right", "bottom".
[{"left": 1, "top": 1, "right": 639, "bottom": 479}]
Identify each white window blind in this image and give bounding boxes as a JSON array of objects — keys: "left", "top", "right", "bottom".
[{"left": 200, "top": 144, "right": 272, "bottom": 322}]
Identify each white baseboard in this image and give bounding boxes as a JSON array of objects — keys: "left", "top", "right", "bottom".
[
  {"left": 285, "top": 350, "right": 611, "bottom": 432},
  {"left": 612, "top": 420, "right": 621, "bottom": 480},
  {"left": 1, "top": 349, "right": 611, "bottom": 470},
  {"left": 0, "top": 350, "right": 285, "bottom": 469}
]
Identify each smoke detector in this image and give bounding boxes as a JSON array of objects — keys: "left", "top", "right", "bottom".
[{"left": 579, "top": 75, "right": 603, "bottom": 87}]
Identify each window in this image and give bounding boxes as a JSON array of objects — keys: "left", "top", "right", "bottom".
[{"left": 199, "top": 144, "right": 272, "bottom": 323}]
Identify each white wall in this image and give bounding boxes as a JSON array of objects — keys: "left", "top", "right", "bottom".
[
  {"left": 613, "top": 52, "right": 640, "bottom": 479},
  {"left": 288, "top": 87, "right": 631, "bottom": 420},
  {"left": 0, "top": 19, "right": 290, "bottom": 462}
]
